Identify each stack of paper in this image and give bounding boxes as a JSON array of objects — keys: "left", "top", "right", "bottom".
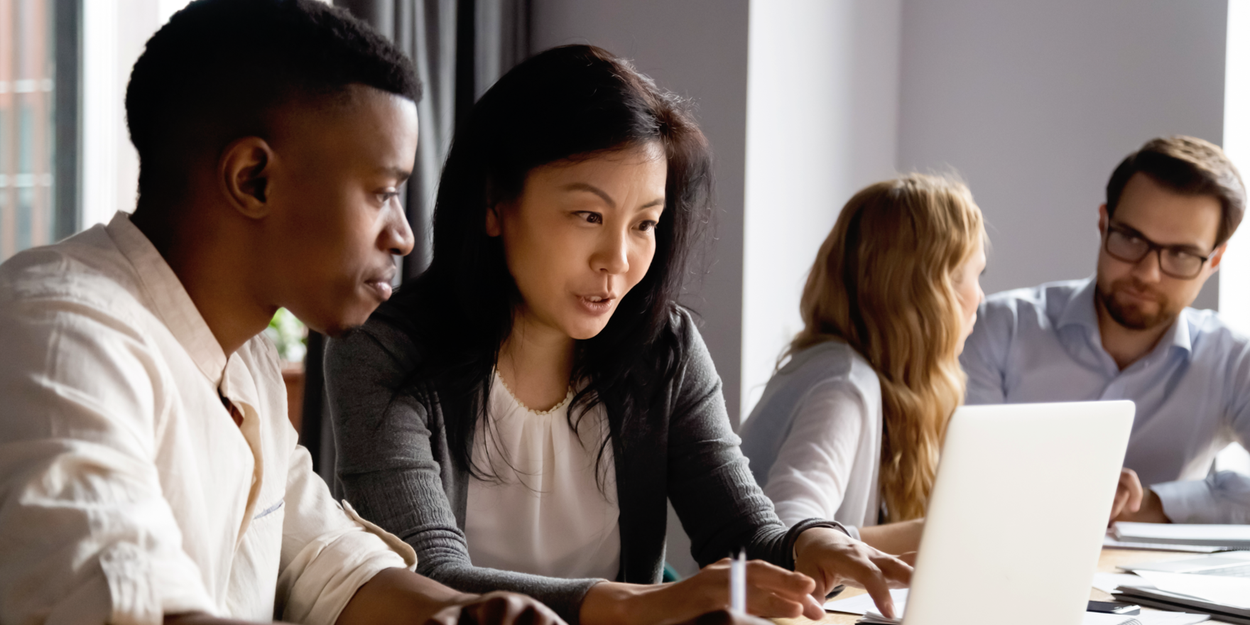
[
  {"left": 854, "top": 608, "right": 1180, "bottom": 625},
  {"left": 1104, "top": 533, "right": 1224, "bottom": 554},
  {"left": 1112, "top": 570, "right": 1250, "bottom": 625},
  {"left": 857, "top": 610, "right": 900, "bottom": 625},
  {"left": 1112, "top": 523, "right": 1250, "bottom": 550},
  {"left": 823, "top": 589, "right": 906, "bottom": 622},
  {"left": 823, "top": 589, "right": 1206, "bottom": 625}
]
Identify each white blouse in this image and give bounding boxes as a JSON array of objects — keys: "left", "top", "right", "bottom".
[
  {"left": 764, "top": 379, "right": 881, "bottom": 531},
  {"left": 464, "top": 372, "right": 622, "bottom": 579},
  {"left": 739, "top": 341, "right": 883, "bottom": 536}
]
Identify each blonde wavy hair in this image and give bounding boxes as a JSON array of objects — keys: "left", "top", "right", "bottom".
[{"left": 786, "top": 174, "right": 986, "bottom": 522}]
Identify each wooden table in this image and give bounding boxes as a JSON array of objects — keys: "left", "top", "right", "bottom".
[{"left": 781, "top": 548, "right": 1197, "bottom": 625}]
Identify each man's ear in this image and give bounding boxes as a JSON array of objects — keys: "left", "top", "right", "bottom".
[
  {"left": 219, "top": 137, "right": 275, "bottom": 219},
  {"left": 485, "top": 204, "right": 503, "bottom": 237},
  {"left": 1097, "top": 204, "right": 1109, "bottom": 236},
  {"left": 1208, "top": 242, "right": 1228, "bottom": 272}
]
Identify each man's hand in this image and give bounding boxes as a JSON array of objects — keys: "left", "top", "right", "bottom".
[
  {"left": 793, "top": 527, "right": 912, "bottom": 620},
  {"left": 338, "top": 568, "right": 565, "bottom": 625},
  {"left": 425, "top": 592, "right": 565, "bottom": 625},
  {"left": 1108, "top": 468, "right": 1145, "bottom": 525},
  {"left": 1109, "top": 468, "right": 1171, "bottom": 524}
]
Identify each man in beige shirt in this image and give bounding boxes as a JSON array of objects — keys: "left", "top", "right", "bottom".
[{"left": 0, "top": 1, "right": 561, "bottom": 624}]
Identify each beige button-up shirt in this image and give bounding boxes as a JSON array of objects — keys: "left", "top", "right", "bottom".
[{"left": 0, "top": 213, "right": 415, "bottom": 625}]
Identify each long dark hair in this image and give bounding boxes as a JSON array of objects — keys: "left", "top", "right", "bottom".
[{"left": 382, "top": 45, "right": 713, "bottom": 482}]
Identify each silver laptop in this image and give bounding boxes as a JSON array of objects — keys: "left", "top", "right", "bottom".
[{"left": 901, "top": 401, "right": 1135, "bottom": 625}]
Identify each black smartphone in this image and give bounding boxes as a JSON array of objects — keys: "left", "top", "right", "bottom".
[{"left": 1088, "top": 600, "right": 1141, "bottom": 615}]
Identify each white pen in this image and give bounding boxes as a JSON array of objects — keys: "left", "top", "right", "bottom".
[{"left": 729, "top": 548, "right": 746, "bottom": 613}]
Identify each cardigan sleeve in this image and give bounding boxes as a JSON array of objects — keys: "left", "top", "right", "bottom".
[
  {"left": 665, "top": 310, "right": 821, "bottom": 569},
  {"left": 324, "top": 317, "right": 601, "bottom": 625}
]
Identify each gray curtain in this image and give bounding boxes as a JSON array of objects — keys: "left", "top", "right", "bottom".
[
  {"left": 337, "top": 0, "right": 530, "bottom": 278},
  {"left": 302, "top": 0, "right": 531, "bottom": 485}
]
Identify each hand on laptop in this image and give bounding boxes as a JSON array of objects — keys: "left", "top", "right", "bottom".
[
  {"left": 792, "top": 527, "right": 913, "bottom": 620},
  {"left": 1109, "top": 468, "right": 1170, "bottom": 524}
]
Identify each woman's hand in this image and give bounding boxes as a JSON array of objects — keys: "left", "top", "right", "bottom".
[
  {"left": 793, "top": 527, "right": 912, "bottom": 620},
  {"left": 671, "top": 608, "right": 779, "bottom": 625},
  {"left": 579, "top": 558, "right": 824, "bottom": 625}
]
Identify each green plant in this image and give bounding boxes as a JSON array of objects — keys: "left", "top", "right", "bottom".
[{"left": 265, "top": 308, "right": 308, "bottom": 364}]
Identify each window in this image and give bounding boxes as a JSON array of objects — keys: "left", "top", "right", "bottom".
[
  {"left": 1216, "top": 1, "right": 1250, "bottom": 476},
  {"left": 1222, "top": 0, "right": 1250, "bottom": 336},
  {"left": 0, "top": 0, "right": 57, "bottom": 262},
  {"left": 80, "top": 0, "right": 193, "bottom": 230}
]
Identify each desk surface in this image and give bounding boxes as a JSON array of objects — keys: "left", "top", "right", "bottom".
[{"left": 781, "top": 548, "right": 1196, "bottom": 625}]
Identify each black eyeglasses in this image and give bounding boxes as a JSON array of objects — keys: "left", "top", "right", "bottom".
[{"left": 1103, "top": 222, "right": 1211, "bottom": 280}]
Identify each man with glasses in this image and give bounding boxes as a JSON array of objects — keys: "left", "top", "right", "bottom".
[{"left": 962, "top": 136, "right": 1249, "bottom": 525}]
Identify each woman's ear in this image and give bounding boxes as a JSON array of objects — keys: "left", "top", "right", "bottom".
[{"left": 485, "top": 204, "right": 503, "bottom": 237}]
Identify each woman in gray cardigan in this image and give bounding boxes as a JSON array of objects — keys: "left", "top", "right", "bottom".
[{"left": 324, "top": 45, "right": 910, "bottom": 625}]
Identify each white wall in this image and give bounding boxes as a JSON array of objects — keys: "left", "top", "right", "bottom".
[
  {"left": 897, "top": 0, "right": 1229, "bottom": 309},
  {"left": 531, "top": 0, "right": 751, "bottom": 422},
  {"left": 741, "top": 0, "right": 901, "bottom": 423}
]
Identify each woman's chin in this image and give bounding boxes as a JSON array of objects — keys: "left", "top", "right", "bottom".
[{"left": 565, "top": 318, "right": 612, "bottom": 341}]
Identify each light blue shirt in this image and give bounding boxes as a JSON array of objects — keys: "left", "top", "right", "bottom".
[{"left": 961, "top": 277, "right": 1250, "bottom": 524}]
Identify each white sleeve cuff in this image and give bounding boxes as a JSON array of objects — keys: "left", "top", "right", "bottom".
[
  {"left": 1152, "top": 471, "right": 1250, "bottom": 525},
  {"left": 844, "top": 525, "right": 861, "bottom": 541},
  {"left": 277, "top": 501, "right": 415, "bottom": 625}
]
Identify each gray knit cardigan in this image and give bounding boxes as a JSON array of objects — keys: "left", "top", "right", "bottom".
[{"left": 324, "top": 306, "right": 836, "bottom": 623}]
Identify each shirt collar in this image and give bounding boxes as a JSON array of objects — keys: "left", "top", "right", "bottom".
[
  {"left": 105, "top": 212, "right": 231, "bottom": 387},
  {"left": 1056, "top": 276, "right": 1101, "bottom": 332},
  {"left": 1055, "top": 275, "right": 1194, "bottom": 358},
  {"left": 1161, "top": 308, "right": 1194, "bottom": 356}
]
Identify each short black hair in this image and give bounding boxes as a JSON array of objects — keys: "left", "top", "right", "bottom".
[{"left": 125, "top": 0, "right": 421, "bottom": 200}]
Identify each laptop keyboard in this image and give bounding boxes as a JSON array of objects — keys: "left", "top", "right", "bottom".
[{"left": 1193, "top": 563, "right": 1250, "bottom": 577}]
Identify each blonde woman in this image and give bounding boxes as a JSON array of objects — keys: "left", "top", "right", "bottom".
[{"left": 739, "top": 174, "right": 987, "bottom": 555}]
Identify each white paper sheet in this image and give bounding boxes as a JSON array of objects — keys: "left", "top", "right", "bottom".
[
  {"left": 1132, "top": 571, "right": 1250, "bottom": 609},
  {"left": 824, "top": 589, "right": 908, "bottom": 615},
  {"left": 1114, "top": 523, "right": 1250, "bottom": 548},
  {"left": 1104, "top": 534, "right": 1225, "bottom": 553},
  {"left": 1092, "top": 572, "right": 1156, "bottom": 594},
  {"left": 1131, "top": 614, "right": 1211, "bottom": 625},
  {"left": 829, "top": 589, "right": 1203, "bottom": 625},
  {"left": 855, "top": 610, "right": 1177, "bottom": 625}
]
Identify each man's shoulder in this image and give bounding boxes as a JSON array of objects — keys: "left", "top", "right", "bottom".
[
  {"left": 983, "top": 278, "right": 1086, "bottom": 314},
  {"left": 0, "top": 226, "right": 148, "bottom": 322},
  {"left": 1184, "top": 307, "right": 1250, "bottom": 356},
  {"left": 966, "top": 279, "right": 1089, "bottom": 360}
]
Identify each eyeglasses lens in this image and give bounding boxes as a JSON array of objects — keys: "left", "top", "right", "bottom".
[{"left": 1105, "top": 230, "right": 1203, "bottom": 279}]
